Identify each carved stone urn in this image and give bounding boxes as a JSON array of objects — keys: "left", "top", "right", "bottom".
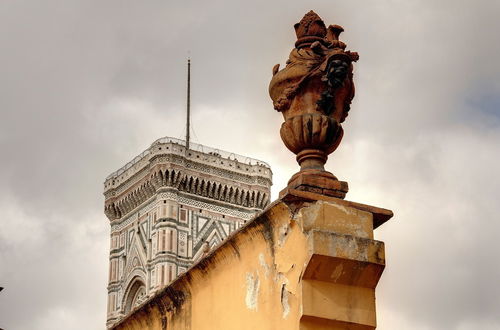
[{"left": 269, "top": 11, "right": 359, "bottom": 199}]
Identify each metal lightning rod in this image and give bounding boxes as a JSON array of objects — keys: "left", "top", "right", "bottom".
[{"left": 186, "top": 57, "right": 191, "bottom": 150}]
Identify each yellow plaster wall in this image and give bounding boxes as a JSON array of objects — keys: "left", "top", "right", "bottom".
[{"left": 112, "top": 197, "right": 389, "bottom": 330}]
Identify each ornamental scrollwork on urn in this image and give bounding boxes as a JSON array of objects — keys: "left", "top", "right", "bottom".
[{"left": 269, "top": 11, "right": 359, "bottom": 199}]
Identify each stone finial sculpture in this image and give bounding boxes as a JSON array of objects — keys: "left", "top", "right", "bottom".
[{"left": 270, "top": 11, "right": 359, "bottom": 199}]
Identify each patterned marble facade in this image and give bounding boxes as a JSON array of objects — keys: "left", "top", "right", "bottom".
[{"left": 104, "top": 137, "right": 272, "bottom": 327}]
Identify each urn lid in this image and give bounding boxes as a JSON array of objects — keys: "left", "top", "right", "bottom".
[{"left": 294, "top": 11, "right": 328, "bottom": 49}]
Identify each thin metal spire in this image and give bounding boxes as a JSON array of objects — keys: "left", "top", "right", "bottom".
[{"left": 186, "top": 58, "right": 191, "bottom": 150}]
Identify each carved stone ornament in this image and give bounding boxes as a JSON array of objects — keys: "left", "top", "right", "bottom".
[{"left": 269, "top": 10, "right": 359, "bottom": 199}]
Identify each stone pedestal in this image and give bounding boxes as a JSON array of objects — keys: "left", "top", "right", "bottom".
[
  {"left": 284, "top": 170, "right": 349, "bottom": 199},
  {"left": 285, "top": 190, "right": 391, "bottom": 330}
]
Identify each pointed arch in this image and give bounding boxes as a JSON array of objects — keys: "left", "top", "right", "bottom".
[
  {"left": 200, "top": 180, "right": 207, "bottom": 196},
  {"left": 214, "top": 183, "right": 220, "bottom": 199},
  {"left": 165, "top": 169, "right": 171, "bottom": 186},
  {"left": 132, "top": 190, "right": 139, "bottom": 207},
  {"left": 167, "top": 169, "right": 174, "bottom": 186},
  {"left": 146, "top": 182, "right": 155, "bottom": 196},
  {"left": 122, "top": 197, "right": 129, "bottom": 214},
  {"left": 243, "top": 191, "right": 248, "bottom": 206},
  {"left": 256, "top": 191, "right": 263, "bottom": 208},
  {"left": 122, "top": 275, "right": 146, "bottom": 315},
  {"left": 262, "top": 193, "right": 269, "bottom": 208},
  {"left": 207, "top": 181, "right": 213, "bottom": 198},
  {"left": 154, "top": 171, "right": 161, "bottom": 188},
  {"left": 235, "top": 188, "right": 241, "bottom": 205},
  {"left": 173, "top": 170, "right": 181, "bottom": 187},
  {"left": 178, "top": 174, "right": 187, "bottom": 191},
  {"left": 158, "top": 170, "right": 165, "bottom": 186},
  {"left": 195, "top": 178, "right": 201, "bottom": 195},
  {"left": 190, "top": 177, "right": 196, "bottom": 193},
  {"left": 219, "top": 185, "right": 226, "bottom": 201},
  {"left": 114, "top": 204, "right": 119, "bottom": 218}
]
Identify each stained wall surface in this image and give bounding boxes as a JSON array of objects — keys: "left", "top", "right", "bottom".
[{"left": 112, "top": 194, "right": 390, "bottom": 330}]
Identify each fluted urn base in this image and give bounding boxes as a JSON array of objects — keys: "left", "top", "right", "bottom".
[{"left": 279, "top": 113, "right": 348, "bottom": 199}]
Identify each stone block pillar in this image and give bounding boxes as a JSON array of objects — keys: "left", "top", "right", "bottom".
[{"left": 282, "top": 188, "right": 391, "bottom": 330}]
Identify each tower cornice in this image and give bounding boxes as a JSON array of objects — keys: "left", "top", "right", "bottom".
[{"left": 104, "top": 138, "right": 272, "bottom": 222}]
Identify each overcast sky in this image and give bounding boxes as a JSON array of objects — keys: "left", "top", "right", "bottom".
[{"left": 1, "top": 1, "right": 499, "bottom": 329}]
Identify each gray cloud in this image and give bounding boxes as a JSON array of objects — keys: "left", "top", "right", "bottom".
[{"left": 0, "top": 0, "right": 499, "bottom": 329}]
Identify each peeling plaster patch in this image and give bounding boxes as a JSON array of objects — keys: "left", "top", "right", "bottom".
[
  {"left": 278, "top": 223, "right": 291, "bottom": 247},
  {"left": 332, "top": 235, "right": 362, "bottom": 259},
  {"left": 259, "top": 253, "right": 270, "bottom": 278},
  {"left": 245, "top": 272, "right": 260, "bottom": 311},
  {"left": 276, "top": 273, "right": 289, "bottom": 287},
  {"left": 330, "top": 263, "right": 343, "bottom": 281},
  {"left": 296, "top": 201, "right": 320, "bottom": 223},
  {"left": 328, "top": 202, "right": 351, "bottom": 215},
  {"left": 280, "top": 284, "right": 290, "bottom": 319}
]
